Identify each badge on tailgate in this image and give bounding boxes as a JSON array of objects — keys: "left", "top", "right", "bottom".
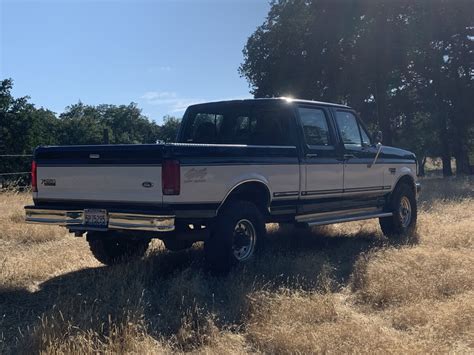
[
  {"left": 83, "top": 209, "right": 108, "bottom": 227},
  {"left": 41, "top": 178, "right": 56, "bottom": 186}
]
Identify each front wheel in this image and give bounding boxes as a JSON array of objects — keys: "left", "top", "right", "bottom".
[
  {"left": 205, "top": 200, "right": 265, "bottom": 272},
  {"left": 87, "top": 232, "right": 150, "bottom": 265},
  {"left": 379, "top": 183, "right": 417, "bottom": 241}
]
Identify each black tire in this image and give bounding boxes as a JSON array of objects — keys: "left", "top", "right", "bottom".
[
  {"left": 379, "top": 183, "right": 417, "bottom": 241},
  {"left": 205, "top": 200, "right": 265, "bottom": 272},
  {"left": 87, "top": 232, "right": 150, "bottom": 265},
  {"left": 162, "top": 238, "right": 194, "bottom": 252}
]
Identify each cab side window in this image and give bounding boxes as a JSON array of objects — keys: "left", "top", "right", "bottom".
[
  {"left": 226, "top": 115, "right": 253, "bottom": 144},
  {"left": 335, "top": 111, "right": 364, "bottom": 148},
  {"left": 181, "top": 103, "right": 294, "bottom": 146},
  {"left": 249, "top": 108, "right": 292, "bottom": 146},
  {"left": 298, "top": 107, "right": 332, "bottom": 146}
]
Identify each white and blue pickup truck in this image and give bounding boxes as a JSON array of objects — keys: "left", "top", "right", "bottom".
[{"left": 26, "top": 98, "right": 420, "bottom": 271}]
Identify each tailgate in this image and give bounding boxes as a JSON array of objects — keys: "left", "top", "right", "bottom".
[{"left": 34, "top": 144, "right": 165, "bottom": 205}]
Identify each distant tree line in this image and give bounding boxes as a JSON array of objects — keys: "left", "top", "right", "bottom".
[
  {"left": 240, "top": 0, "right": 474, "bottom": 176},
  {"left": 0, "top": 78, "right": 180, "bottom": 180}
]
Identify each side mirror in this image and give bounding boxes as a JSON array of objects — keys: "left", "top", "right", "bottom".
[{"left": 373, "top": 130, "right": 383, "bottom": 144}]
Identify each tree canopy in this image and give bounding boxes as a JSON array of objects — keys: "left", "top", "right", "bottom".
[{"left": 240, "top": 0, "right": 474, "bottom": 175}]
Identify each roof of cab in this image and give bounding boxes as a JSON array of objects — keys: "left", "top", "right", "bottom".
[{"left": 187, "top": 97, "right": 351, "bottom": 110}]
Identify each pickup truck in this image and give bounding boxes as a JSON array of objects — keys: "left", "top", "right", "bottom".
[{"left": 25, "top": 98, "right": 420, "bottom": 271}]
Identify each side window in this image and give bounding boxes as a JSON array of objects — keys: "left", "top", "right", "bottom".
[
  {"left": 226, "top": 115, "right": 252, "bottom": 144},
  {"left": 181, "top": 104, "right": 293, "bottom": 146},
  {"left": 298, "top": 107, "right": 332, "bottom": 146},
  {"left": 335, "top": 111, "right": 362, "bottom": 147},
  {"left": 186, "top": 113, "right": 223, "bottom": 143},
  {"left": 249, "top": 108, "right": 291, "bottom": 146}
]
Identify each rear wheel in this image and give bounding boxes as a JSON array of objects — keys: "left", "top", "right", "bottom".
[
  {"left": 87, "top": 232, "right": 150, "bottom": 265},
  {"left": 205, "top": 200, "right": 265, "bottom": 272},
  {"left": 379, "top": 183, "right": 417, "bottom": 240}
]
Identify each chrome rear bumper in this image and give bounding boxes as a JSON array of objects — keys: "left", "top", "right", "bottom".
[{"left": 25, "top": 207, "right": 175, "bottom": 232}]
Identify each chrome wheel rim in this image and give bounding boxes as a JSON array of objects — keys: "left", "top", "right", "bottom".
[
  {"left": 399, "top": 196, "right": 412, "bottom": 228},
  {"left": 232, "top": 219, "right": 256, "bottom": 261}
]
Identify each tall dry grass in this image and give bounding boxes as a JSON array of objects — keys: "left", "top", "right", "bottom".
[{"left": 0, "top": 177, "right": 473, "bottom": 354}]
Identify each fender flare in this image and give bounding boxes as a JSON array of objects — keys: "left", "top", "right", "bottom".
[
  {"left": 217, "top": 178, "right": 272, "bottom": 214},
  {"left": 392, "top": 172, "right": 416, "bottom": 194}
]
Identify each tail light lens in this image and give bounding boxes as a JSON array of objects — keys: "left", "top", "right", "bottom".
[
  {"left": 31, "top": 160, "right": 38, "bottom": 192},
  {"left": 162, "top": 159, "right": 180, "bottom": 195}
]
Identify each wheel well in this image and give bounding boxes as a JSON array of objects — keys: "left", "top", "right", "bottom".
[
  {"left": 219, "top": 181, "right": 271, "bottom": 216},
  {"left": 394, "top": 175, "right": 416, "bottom": 195}
]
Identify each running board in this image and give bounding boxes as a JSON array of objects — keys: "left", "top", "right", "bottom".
[{"left": 296, "top": 209, "right": 392, "bottom": 227}]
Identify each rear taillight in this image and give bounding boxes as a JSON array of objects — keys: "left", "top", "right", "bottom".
[
  {"left": 31, "top": 160, "right": 38, "bottom": 192},
  {"left": 162, "top": 159, "right": 180, "bottom": 195}
]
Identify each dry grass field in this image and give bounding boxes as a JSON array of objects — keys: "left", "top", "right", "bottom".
[{"left": 1, "top": 177, "right": 473, "bottom": 354}]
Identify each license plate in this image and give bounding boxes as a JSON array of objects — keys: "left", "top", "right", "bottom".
[{"left": 84, "top": 209, "right": 108, "bottom": 227}]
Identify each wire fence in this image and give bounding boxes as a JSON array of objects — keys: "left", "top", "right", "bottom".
[
  {"left": 0, "top": 172, "right": 30, "bottom": 176},
  {"left": 0, "top": 154, "right": 33, "bottom": 182},
  {"left": 0, "top": 154, "right": 33, "bottom": 157}
]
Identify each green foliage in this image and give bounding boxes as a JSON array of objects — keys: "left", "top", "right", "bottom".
[
  {"left": 58, "top": 102, "right": 163, "bottom": 145},
  {"left": 241, "top": 0, "right": 474, "bottom": 175},
  {"left": 1, "top": 79, "right": 60, "bottom": 180},
  {"left": 159, "top": 115, "right": 181, "bottom": 142},
  {"left": 0, "top": 79, "right": 58, "bottom": 155},
  {"left": 0, "top": 79, "right": 181, "bottom": 181}
]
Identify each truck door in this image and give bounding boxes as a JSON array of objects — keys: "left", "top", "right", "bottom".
[
  {"left": 334, "top": 110, "right": 385, "bottom": 208},
  {"left": 297, "top": 105, "right": 344, "bottom": 214}
]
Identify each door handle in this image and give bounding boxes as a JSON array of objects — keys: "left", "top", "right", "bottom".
[
  {"left": 343, "top": 154, "right": 355, "bottom": 160},
  {"left": 306, "top": 153, "right": 318, "bottom": 158}
]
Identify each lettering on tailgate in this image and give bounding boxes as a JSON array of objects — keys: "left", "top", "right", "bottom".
[{"left": 41, "top": 178, "right": 56, "bottom": 186}]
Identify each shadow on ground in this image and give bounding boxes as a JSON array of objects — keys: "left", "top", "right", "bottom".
[{"left": 0, "top": 225, "right": 405, "bottom": 351}]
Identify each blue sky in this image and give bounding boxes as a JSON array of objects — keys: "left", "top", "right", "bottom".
[{"left": 0, "top": 0, "right": 270, "bottom": 123}]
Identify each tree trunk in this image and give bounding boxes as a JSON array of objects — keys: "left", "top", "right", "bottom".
[
  {"left": 442, "top": 156, "right": 453, "bottom": 177},
  {"left": 373, "top": 5, "right": 393, "bottom": 147},
  {"left": 439, "top": 111, "right": 453, "bottom": 177},
  {"left": 452, "top": 99, "right": 472, "bottom": 175},
  {"left": 374, "top": 82, "right": 392, "bottom": 146},
  {"left": 454, "top": 149, "right": 472, "bottom": 175},
  {"left": 418, "top": 156, "right": 426, "bottom": 177}
]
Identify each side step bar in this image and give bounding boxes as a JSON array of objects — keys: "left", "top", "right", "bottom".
[
  {"left": 296, "top": 208, "right": 392, "bottom": 227},
  {"left": 306, "top": 212, "right": 392, "bottom": 226}
]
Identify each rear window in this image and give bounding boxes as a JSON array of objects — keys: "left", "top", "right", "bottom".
[
  {"left": 180, "top": 103, "right": 293, "bottom": 146},
  {"left": 186, "top": 113, "right": 224, "bottom": 143}
]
